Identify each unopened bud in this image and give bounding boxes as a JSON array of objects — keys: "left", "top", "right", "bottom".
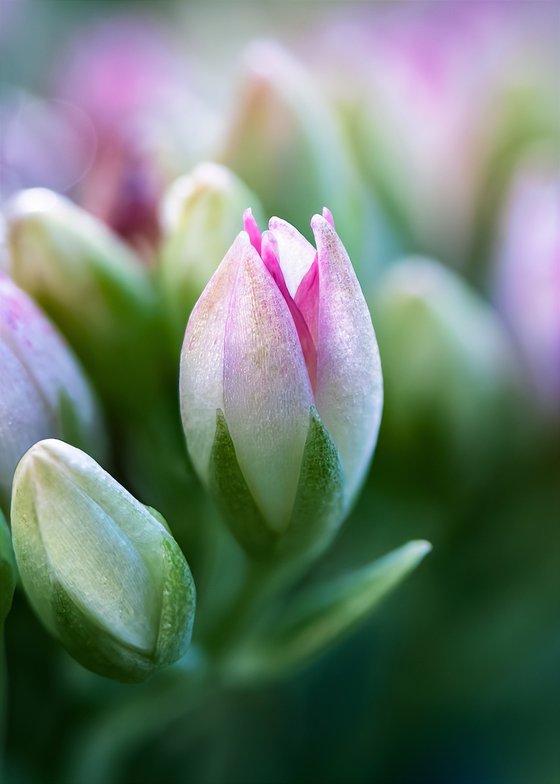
[
  {"left": 11, "top": 440, "right": 196, "bottom": 682},
  {"left": 160, "top": 162, "right": 263, "bottom": 351}
]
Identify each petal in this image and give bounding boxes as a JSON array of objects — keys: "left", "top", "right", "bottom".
[
  {"left": 311, "top": 215, "right": 383, "bottom": 501},
  {"left": 294, "top": 255, "right": 319, "bottom": 347},
  {"left": 243, "top": 207, "right": 262, "bottom": 254},
  {"left": 262, "top": 231, "right": 317, "bottom": 389},
  {"left": 322, "top": 206, "right": 335, "bottom": 228},
  {"left": 0, "top": 342, "right": 53, "bottom": 506},
  {"left": 223, "top": 244, "right": 314, "bottom": 532},
  {"left": 180, "top": 232, "right": 249, "bottom": 484},
  {"left": 0, "top": 275, "right": 99, "bottom": 438},
  {"left": 268, "top": 217, "right": 316, "bottom": 297}
]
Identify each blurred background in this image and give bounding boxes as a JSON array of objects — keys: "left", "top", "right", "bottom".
[{"left": 1, "top": 0, "right": 559, "bottom": 782}]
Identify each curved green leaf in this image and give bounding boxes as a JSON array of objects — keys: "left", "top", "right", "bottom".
[{"left": 229, "top": 540, "right": 432, "bottom": 678}]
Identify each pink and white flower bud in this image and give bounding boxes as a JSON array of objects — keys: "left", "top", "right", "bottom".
[
  {"left": 0, "top": 274, "right": 104, "bottom": 510},
  {"left": 180, "top": 209, "right": 382, "bottom": 550}
]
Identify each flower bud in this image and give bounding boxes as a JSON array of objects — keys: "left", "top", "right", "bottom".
[
  {"left": 0, "top": 511, "right": 16, "bottom": 624},
  {"left": 219, "top": 41, "right": 367, "bottom": 264},
  {"left": 6, "top": 189, "right": 163, "bottom": 413},
  {"left": 180, "top": 209, "right": 382, "bottom": 560},
  {"left": 159, "top": 162, "right": 263, "bottom": 352},
  {"left": 372, "top": 258, "right": 521, "bottom": 476},
  {"left": 11, "top": 439, "right": 196, "bottom": 682},
  {"left": 0, "top": 274, "right": 104, "bottom": 512}
]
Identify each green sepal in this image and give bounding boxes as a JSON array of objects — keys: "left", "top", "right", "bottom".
[
  {"left": 284, "top": 405, "right": 345, "bottom": 561},
  {"left": 229, "top": 540, "right": 432, "bottom": 679},
  {"left": 50, "top": 536, "right": 196, "bottom": 683},
  {"left": 154, "top": 536, "right": 196, "bottom": 666},
  {"left": 209, "top": 409, "right": 275, "bottom": 558},
  {"left": 51, "top": 581, "right": 154, "bottom": 683},
  {"left": 0, "top": 512, "right": 16, "bottom": 624},
  {"left": 209, "top": 406, "right": 344, "bottom": 562}
]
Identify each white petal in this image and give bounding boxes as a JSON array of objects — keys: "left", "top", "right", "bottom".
[
  {"left": 268, "top": 217, "right": 316, "bottom": 297},
  {"left": 223, "top": 245, "right": 313, "bottom": 532},
  {"left": 312, "top": 215, "right": 383, "bottom": 501},
  {"left": 180, "top": 233, "right": 249, "bottom": 484}
]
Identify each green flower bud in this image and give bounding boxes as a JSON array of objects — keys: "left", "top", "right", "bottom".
[
  {"left": 372, "top": 258, "right": 521, "bottom": 477},
  {"left": 11, "top": 439, "right": 196, "bottom": 682},
  {"left": 219, "top": 41, "right": 368, "bottom": 265},
  {"left": 0, "top": 511, "right": 16, "bottom": 625},
  {"left": 159, "top": 162, "right": 264, "bottom": 353},
  {"left": 6, "top": 189, "right": 163, "bottom": 413}
]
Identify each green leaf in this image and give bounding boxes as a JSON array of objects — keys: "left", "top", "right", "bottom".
[
  {"left": 209, "top": 407, "right": 345, "bottom": 562},
  {"left": 0, "top": 512, "right": 16, "bottom": 624},
  {"left": 229, "top": 540, "right": 432, "bottom": 678}
]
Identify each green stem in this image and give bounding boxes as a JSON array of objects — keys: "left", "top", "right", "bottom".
[{"left": 205, "top": 553, "right": 311, "bottom": 662}]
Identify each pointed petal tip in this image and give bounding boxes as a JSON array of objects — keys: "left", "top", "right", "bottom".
[
  {"left": 409, "top": 539, "right": 433, "bottom": 560},
  {"left": 268, "top": 216, "right": 285, "bottom": 231},
  {"left": 13, "top": 438, "right": 61, "bottom": 487},
  {"left": 261, "top": 229, "right": 279, "bottom": 256},
  {"left": 322, "top": 207, "right": 335, "bottom": 228},
  {"left": 243, "top": 208, "right": 262, "bottom": 254},
  {"left": 236, "top": 229, "right": 252, "bottom": 247},
  {"left": 310, "top": 212, "right": 335, "bottom": 237}
]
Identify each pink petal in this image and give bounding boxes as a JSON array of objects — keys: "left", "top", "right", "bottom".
[
  {"left": 223, "top": 240, "right": 314, "bottom": 532},
  {"left": 311, "top": 214, "right": 382, "bottom": 502},
  {"left": 268, "top": 216, "right": 316, "bottom": 297},
  {"left": 243, "top": 207, "right": 262, "bottom": 255},
  {"left": 262, "top": 231, "right": 317, "bottom": 390},
  {"left": 294, "top": 254, "right": 319, "bottom": 347}
]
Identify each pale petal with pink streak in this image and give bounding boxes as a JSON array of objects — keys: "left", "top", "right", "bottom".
[
  {"left": 180, "top": 232, "right": 249, "bottom": 484},
  {"left": 268, "top": 217, "right": 316, "bottom": 297}
]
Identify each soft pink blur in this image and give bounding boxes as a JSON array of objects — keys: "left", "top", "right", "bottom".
[{"left": 493, "top": 159, "right": 560, "bottom": 416}]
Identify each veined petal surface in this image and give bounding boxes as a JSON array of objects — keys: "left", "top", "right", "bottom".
[
  {"left": 311, "top": 215, "right": 382, "bottom": 501},
  {"left": 180, "top": 233, "right": 249, "bottom": 484},
  {"left": 223, "top": 243, "right": 314, "bottom": 532}
]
